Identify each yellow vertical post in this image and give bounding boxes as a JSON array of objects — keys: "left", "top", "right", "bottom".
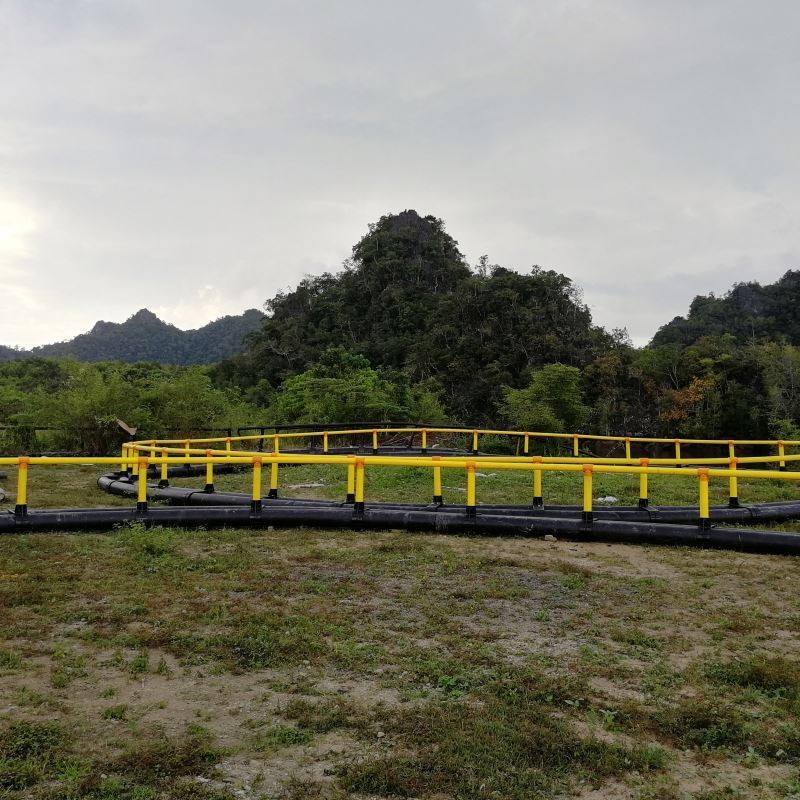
[
  {"left": 432, "top": 456, "right": 442, "bottom": 504},
  {"left": 582, "top": 465, "right": 593, "bottom": 523},
  {"left": 274, "top": 434, "right": 280, "bottom": 455},
  {"left": 727, "top": 440, "right": 737, "bottom": 503},
  {"left": 159, "top": 448, "right": 169, "bottom": 487},
  {"left": 674, "top": 440, "right": 681, "bottom": 460},
  {"left": 132, "top": 447, "right": 139, "bottom": 477},
  {"left": 472, "top": 430, "right": 479, "bottom": 454},
  {"left": 323, "top": 432, "right": 329, "bottom": 453},
  {"left": 354, "top": 459, "right": 365, "bottom": 513},
  {"left": 204, "top": 449, "right": 214, "bottom": 493},
  {"left": 184, "top": 439, "right": 190, "bottom": 460},
  {"left": 137, "top": 458, "right": 148, "bottom": 512},
  {"left": 15, "top": 457, "right": 29, "bottom": 516},
  {"left": 778, "top": 440, "right": 786, "bottom": 470},
  {"left": 346, "top": 462, "right": 355, "bottom": 503},
  {"left": 466, "top": 461, "right": 476, "bottom": 517},
  {"left": 698, "top": 469, "right": 710, "bottom": 528},
  {"left": 251, "top": 457, "right": 262, "bottom": 512},
  {"left": 421, "top": 429, "right": 428, "bottom": 453},
  {"left": 638, "top": 459, "right": 649, "bottom": 508},
  {"left": 532, "top": 457, "right": 543, "bottom": 508},
  {"left": 625, "top": 438, "right": 631, "bottom": 460},
  {"left": 728, "top": 459, "right": 739, "bottom": 507},
  {"left": 372, "top": 430, "right": 378, "bottom": 454},
  {"left": 524, "top": 433, "right": 530, "bottom": 455},
  {"left": 573, "top": 435, "right": 579, "bottom": 457},
  {"left": 268, "top": 460, "right": 279, "bottom": 499},
  {"left": 225, "top": 437, "right": 232, "bottom": 458}
]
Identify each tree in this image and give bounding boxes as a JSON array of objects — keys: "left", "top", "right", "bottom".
[
  {"left": 269, "top": 348, "right": 446, "bottom": 425},
  {"left": 501, "top": 364, "right": 590, "bottom": 433},
  {"left": 223, "top": 210, "right": 611, "bottom": 423}
]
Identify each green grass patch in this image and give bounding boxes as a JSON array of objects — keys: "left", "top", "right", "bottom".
[
  {"left": 339, "top": 689, "right": 664, "bottom": 799},
  {"left": 705, "top": 654, "right": 800, "bottom": 700},
  {"left": 0, "top": 720, "right": 67, "bottom": 790},
  {"left": 249, "top": 723, "right": 313, "bottom": 752}
]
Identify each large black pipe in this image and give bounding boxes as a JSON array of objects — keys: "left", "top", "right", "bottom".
[
  {"left": 97, "top": 474, "right": 800, "bottom": 525},
  {"left": 3, "top": 504, "right": 800, "bottom": 554}
]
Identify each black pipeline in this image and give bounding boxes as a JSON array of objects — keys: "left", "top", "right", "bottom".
[
  {"left": 98, "top": 473, "right": 800, "bottom": 526},
  {"left": 3, "top": 502, "right": 800, "bottom": 555}
]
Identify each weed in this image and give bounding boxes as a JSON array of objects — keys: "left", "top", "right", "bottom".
[
  {"left": 50, "top": 646, "right": 88, "bottom": 688},
  {"left": 0, "top": 648, "right": 22, "bottom": 671},
  {"left": 111, "top": 723, "right": 225, "bottom": 785},
  {"left": 216, "top": 614, "right": 327, "bottom": 670},
  {"left": 129, "top": 650, "right": 150, "bottom": 676},
  {"left": 250, "top": 724, "right": 313, "bottom": 751},
  {"left": 706, "top": 655, "right": 800, "bottom": 699},
  {"left": 0, "top": 720, "right": 67, "bottom": 789},
  {"left": 283, "top": 697, "right": 371, "bottom": 734},
  {"left": 118, "top": 524, "right": 178, "bottom": 560},
  {"left": 340, "top": 692, "right": 661, "bottom": 799},
  {"left": 102, "top": 704, "right": 129, "bottom": 720},
  {"left": 610, "top": 625, "right": 661, "bottom": 650}
]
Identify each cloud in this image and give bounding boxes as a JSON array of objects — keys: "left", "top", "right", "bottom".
[{"left": 0, "top": 0, "right": 798, "bottom": 348}]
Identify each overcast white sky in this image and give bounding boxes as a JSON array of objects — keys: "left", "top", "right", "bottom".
[{"left": 1, "top": 0, "right": 798, "bottom": 349}]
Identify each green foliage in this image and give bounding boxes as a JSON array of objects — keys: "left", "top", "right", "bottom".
[
  {"left": 0, "top": 720, "right": 66, "bottom": 789},
  {"left": 653, "top": 271, "right": 800, "bottom": 348},
  {"left": 0, "top": 359, "right": 257, "bottom": 453},
  {"left": 249, "top": 724, "right": 313, "bottom": 752},
  {"left": 501, "top": 363, "right": 590, "bottom": 433},
  {"left": 269, "top": 347, "right": 446, "bottom": 424},
  {"left": 217, "top": 210, "right": 612, "bottom": 422},
  {"left": 339, "top": 666, "right": 663, "bottom": 798}
]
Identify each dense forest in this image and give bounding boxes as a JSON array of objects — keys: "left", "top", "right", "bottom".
[
  {"left": 2, "top": 209, "right": 800, "bottom": 452},
  {"left": 212, "top": 211, "right": 613, "bottom": 420},
  {"left": 0, "top": 308, "right": 264, "bottom": 365}
]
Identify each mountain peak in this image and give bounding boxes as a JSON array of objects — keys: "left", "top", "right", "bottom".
[{"left": 129, "top": 308, "right": 161, "bottom": 321}]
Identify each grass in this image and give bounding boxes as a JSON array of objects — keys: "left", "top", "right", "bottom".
[
  {"left": 1, "top": 466, "right": 800, "bottom": 797},
  {"left": 0, "top": 718, "right": 231, "bottom": 798}
]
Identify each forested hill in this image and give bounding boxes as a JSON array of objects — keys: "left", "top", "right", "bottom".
[
  {"left": 213, "top": 209, "right": 615, "bottom": 419},
  {"left": 652, "top": 270, "right": 800, "bottom": 347},
  {"left": 0, "top": 308, "right": 264, "bottom": 365}
]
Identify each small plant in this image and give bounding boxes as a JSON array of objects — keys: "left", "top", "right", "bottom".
[
  {"left": 0, "top": 720, "right": 67, "bottom": 790},
  {"left": 0, "top": 649, "right": 22, "bottom": 671},
  {"left": 49, "top": 646, "right": 87, "bottom": 688},
  {"left": 102, "top": 704, "right": 128, "bottom": 720},
  {"left": 129, "top": 650, "right": 150, "bottom": 676},
  {"left": 250, "top": 724, "right": 312, "bottom": 752},
  {"left": 706, "top": 655, "right": 800, "bottom": 699}
]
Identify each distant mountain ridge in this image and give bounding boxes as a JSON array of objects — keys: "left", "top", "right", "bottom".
[
  {"left": 652, "top": 270, "right": 800, "bottom": 347},
  {"left": 0, "top": 308, "right": 265, "bottom": 365}
]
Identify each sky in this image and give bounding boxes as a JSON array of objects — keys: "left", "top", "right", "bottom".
[{"left": 1, "top": 0, "right": 798, "bottom": 349}]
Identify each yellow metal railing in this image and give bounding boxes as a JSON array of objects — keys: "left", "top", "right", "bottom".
[{"left": 4, "top": 426, "right": 800, "bottom": 526}]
